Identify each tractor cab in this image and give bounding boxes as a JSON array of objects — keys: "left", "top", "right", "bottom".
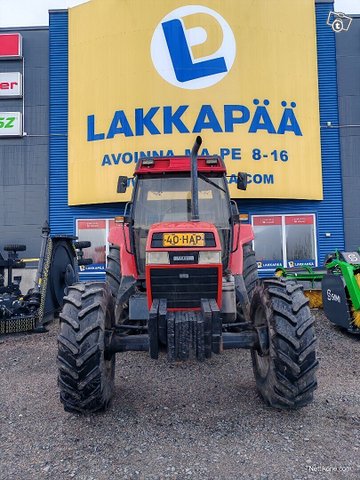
[
  {"left": 116, "top": 139, "right": 247, "bottom": 278},
  {"left": 129, "top": 161, "right": 232, "bottom": 276}
]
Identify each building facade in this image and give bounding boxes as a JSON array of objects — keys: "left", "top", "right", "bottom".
[
  {"left": 336, "top": 15, "right": 360, "bottom": 251},
  {"left": 0, "top": 27, "right": 49, "bottom": 258},
  {"left": 48, "top": 0, "right": 344, "bottom": 279},
  {"left": 1, "top": 0, "right": 353, "bottom": 278}
]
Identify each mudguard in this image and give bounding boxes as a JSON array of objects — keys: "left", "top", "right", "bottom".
[
  {"left": 229, "top": 224, "right": 255, "bottom": 275},
  {"left": 108, "top": 224, "right": 138, "bottom": 278}
]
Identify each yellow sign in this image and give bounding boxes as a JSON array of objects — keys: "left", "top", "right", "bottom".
[
  {"left": 163, "top": 233, "right": 205, "bottom": 247},
  {"left": 68, "top": 0, "right": 322, "bottom": 205}
]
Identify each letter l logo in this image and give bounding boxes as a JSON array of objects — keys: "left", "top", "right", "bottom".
[{"left": 162, "top": 19, "right": 227, "bottom": 83}]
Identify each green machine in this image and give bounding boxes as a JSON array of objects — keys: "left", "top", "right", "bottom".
[{"left": 276, "top": 250, "right": 360, "bottom": 334}]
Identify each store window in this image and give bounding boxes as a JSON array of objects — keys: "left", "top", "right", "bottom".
[
  {"left": 76, "top": 219, "right": 114, "bottom": 273},
  {"left": 252, "top": 214, "right": 317, "bottom": 270},
  {"left": 252, "top": 216, "right": 283, "bottom": 268}
]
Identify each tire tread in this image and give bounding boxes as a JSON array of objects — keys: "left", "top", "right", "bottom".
[
  {"left": 57, "top": 281, "right": 115, "bottom": 413},
  {"left": 251, "top": 279, "right": 318, "bottom": 409}
]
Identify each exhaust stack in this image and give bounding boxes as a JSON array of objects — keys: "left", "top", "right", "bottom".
[{"left": 191, "top": 136, "right": 202, "bottom": 222}]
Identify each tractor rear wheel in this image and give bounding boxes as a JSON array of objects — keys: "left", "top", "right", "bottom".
[
  {"left": 57, "top": 281, "right": 115, "bottom": 413},
  {"left": 243, "top": 242, "right": 258, "bottom": 299},
  {"left": 250, "top": 279, "right": 318, "bottom": 409},
  {"left": 105, "top": 244, "right": 141, "bottom": 333},
  {"left": 236, "top": 243, "right": 258, "bottom": 322},
  {"left": 105, "top": 244, "right": 121, "bottom": 297}
]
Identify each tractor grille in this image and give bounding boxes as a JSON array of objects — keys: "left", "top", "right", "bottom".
[{"left": 150, "top": 267, "right": 219, "bottom": 309}]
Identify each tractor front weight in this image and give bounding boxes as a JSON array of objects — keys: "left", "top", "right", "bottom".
[{"left": 104, "top": 297, "right": 264, "bottom": 361}]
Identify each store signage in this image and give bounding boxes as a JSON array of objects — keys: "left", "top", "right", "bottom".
[
  {"left": 253, "top": 216, "right": 282, "bottom": 226},
  {"left": 0, "top": 33, "right": 22, "bottom": 59},
  {"left": 0, "top": 112, "right": 23, "bottom": 136},
  {"left": 285, "top": 215, "right": 314, "bottom": 225},
  {"left": 0, "top": 72, "right": 22, "bottom": 98},
  {"left": 68, "top": 0, "right": 322, "bottom": 205}
]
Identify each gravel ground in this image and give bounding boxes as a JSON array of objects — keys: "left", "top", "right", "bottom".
[{"left": 0, "top": 310, "right": 359, "bottom": 480}]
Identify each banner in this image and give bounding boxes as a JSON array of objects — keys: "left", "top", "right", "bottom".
[
  {"left": 0, "top": 73, "right": 22, "bottom": 98},
  {"left": 0, "top": 112, "right": 22, "bottom": 136},
  {"left": 68, "top": 0, "right": 322, "bottom": 205}
]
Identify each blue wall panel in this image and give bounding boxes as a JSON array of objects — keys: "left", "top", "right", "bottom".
[{"left": 49, "top": 3, "right": 344, "bottom": 274}]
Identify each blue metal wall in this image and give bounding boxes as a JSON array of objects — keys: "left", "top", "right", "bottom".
[{"left": 49, "top": 3, "right": 343, "bottom": 273}]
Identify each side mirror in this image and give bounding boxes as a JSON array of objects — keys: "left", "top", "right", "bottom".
[
  {"left": 117, "top": 176, "right": 128, "bottom": 194},
  {"left": 237, "top": 172, "right": 248, "bottom": 191}
]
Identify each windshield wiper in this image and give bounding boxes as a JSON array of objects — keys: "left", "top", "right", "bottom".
[{"left": 198, "top": 173, "right": 227, "bottom": 193}]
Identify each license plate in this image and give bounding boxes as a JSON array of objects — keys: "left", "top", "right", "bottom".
[{"left": 163, "top": 232, "right": 205, "bottom": 247}]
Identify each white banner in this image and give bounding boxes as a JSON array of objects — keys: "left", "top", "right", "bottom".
[
  {"left": 0, "top": 72, "right": 22, "bottom": 98},
  {"left": 0, "top": 112, "right": 23, "bottom": 136}
]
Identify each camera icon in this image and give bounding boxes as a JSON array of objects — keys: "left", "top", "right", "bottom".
[{"left": 327, "top": 11, "right": 352, "bottom": 33}]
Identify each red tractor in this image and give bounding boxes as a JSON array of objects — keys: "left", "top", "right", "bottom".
[{"left": 57, "top": 137, "right": 318, "bottom": 413}]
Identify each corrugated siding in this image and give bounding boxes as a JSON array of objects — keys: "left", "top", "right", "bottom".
[
  {"left": 49, "top": 3, "right": 344, "bottom": 274},
  {"left": 0, "top": 29, "right": 49, "bottom": 258},
  {"left": 238, "top": 2, "right": 344, "bottom": 266}
]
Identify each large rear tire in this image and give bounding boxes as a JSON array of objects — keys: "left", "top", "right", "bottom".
[
  {"left": 250, "top": 279, "right": 318, "bottom": 409},
  {"left": 57, "top": 282, "right": 115, "bottom": 413},
  {"left": 105, "top": 245, "right": 121, "bottom": 297},
  {"left": 243, "top": 242, "right": 258, "bottom": 299},
  {"left": 236, "top": 243, "right": 259, "bottom": 322}
]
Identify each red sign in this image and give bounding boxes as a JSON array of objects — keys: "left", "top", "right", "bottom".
[
  {"left": 0, "top": 34, "right": 22, "bottom": 59},
  {"left": 285, "top": 215, "right": 313, "bottom": 225},
  {"left": 78, "top": 220, "right": 106, "bottom": 229},
  {"left": 253, "top": 216, "right": 282, "bottom": 226}
]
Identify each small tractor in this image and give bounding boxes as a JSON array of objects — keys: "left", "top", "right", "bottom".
[
  {"left": 276, "top": 250, "right": 360, "bottom": 334},
  {"left": 57, "top": 137, "right": 318, "bottom": 413},
  {"left": 0, "top": 222, "right": 92, "bottom": 335}
]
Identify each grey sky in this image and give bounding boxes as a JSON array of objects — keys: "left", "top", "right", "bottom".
[
  {"left": 0, "top": 0, "right": 359, "bottom": 28},
  {"left": 0, "top": 0, "right": 89, "bottom": 27}
]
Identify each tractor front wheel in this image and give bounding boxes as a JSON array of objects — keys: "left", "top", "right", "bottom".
[
  {"left": 57, "top": 282, "right": 115, "bottom": 413},
  {"left": 250, "top": 279, "right": 318, "bottom": 409}
]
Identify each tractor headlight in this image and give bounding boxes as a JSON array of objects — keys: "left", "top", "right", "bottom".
[
  {"left": 198, "top": 251, "right": 222, "bottom": 264},
  {"left": 146, "top": 252, "right": 170, "bottom": 264}
]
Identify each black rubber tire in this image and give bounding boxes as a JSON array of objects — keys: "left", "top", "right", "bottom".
[
  {"left": 250, "top": 278, "right": 318, "bottom": 409},
  {"left": 4, "top": 244, "right": 26, "bottom": 252},
  {"left": 105, "top": 244, "right": 144, "bottom": 334},
  {"left": 243, "top": 242, "right": 258, "bottom": 299},
  {"left": 105, "top": 245, "right": 121, "bottom": 297},
  {"left": 236, "top": 243, "right": 259, "bottom": 322},
  {"left": 57, "top": 281, "right": 115, "bottom": 413},
  {"left": 74, "top": 241, "right": 91, "bottom": 249}
]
